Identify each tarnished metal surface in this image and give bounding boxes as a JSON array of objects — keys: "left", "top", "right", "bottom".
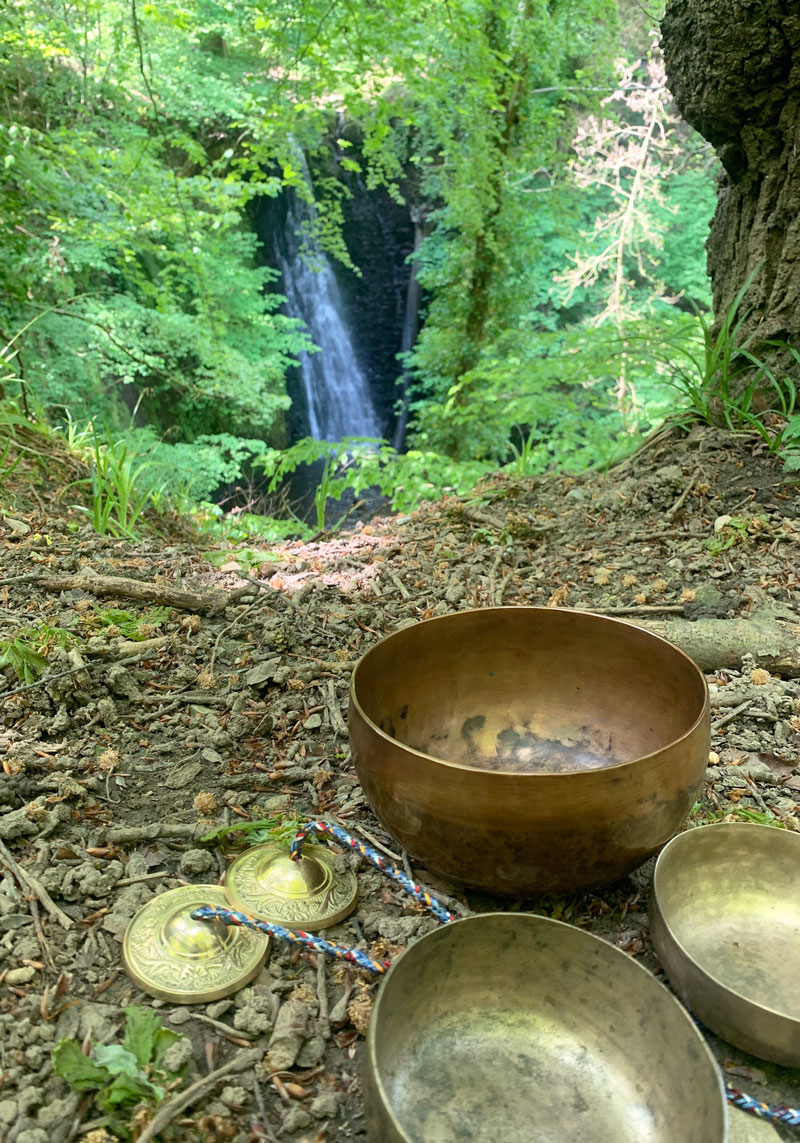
[
  {"left": 122, "top": 884, "right": 269, "bottom": 1003},
  {"left": 363, "top": 913, "right": 727, "bottom": 1143},
  {"left": 223, "top": 842, "right": 358, "bottom": 929},
  {"left": 650, "top": 822, "right": 800, "bottom": 1067},
  {"left": 349, "top": 607, "right": 709, "bottom": 893}
]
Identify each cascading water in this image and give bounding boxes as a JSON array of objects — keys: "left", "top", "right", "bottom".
[{"left": 273, "top": 175, "right": 382, "bottom": 442}]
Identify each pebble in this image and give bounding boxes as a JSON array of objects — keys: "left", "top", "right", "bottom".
[
  {"left": 281, "top": 1107, "right": 312, "bottom": 1134},
  {"left": 310, "top": 1090, "right": 339, "bottom": 1119},
  {"left": 180, "top": 848, "right": 216, "bottom": 874},
  {"left": 268, "top": 998, "right": 310, "bottom": 1070},
  {"left": 730, "top": 759, "right": 778, "bottom": 784},
  {"left": 5, "top": 966, "right": 36, "bottom": 985}
]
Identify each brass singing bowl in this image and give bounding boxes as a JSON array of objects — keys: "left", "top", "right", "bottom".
[
  {"left": 363, "top": 913, "right": 727, "bottom": 1143},
  {"left": 349, "top": 607, "right": 709, "bottom": 894},
  {"left": 650, "top": 822, "right": 800, "bottom": 1066}
]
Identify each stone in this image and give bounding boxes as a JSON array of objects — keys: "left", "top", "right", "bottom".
[
  {"left": 310, "top": 1090, "right": 339, "bottom": 1119},
  {"left": 179, "top": 848, "right": 215, "bottom": 875},
  {"left": 280, "top": 1106, "right": 312, "bottom": 1135},
  {"left": 5, "top": 966, "right": 36, "bottom": 985},
  {"left": 267, "top": 998, "right": 310, "bottom": 1070}
]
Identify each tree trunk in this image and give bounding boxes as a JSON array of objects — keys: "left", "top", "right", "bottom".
[{"left": 660, "top": 0, "right": 800, "bottom": 344}]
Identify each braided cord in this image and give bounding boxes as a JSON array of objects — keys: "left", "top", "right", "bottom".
[
  {"left": 727, "top": 1086, "right": 800, "bottom": 1126},
  {"left": 191, "top": 904, "right": 391, "bottom": 975},
  {"left": 290, "top": 820, "right": 456, "bottom": 926}
]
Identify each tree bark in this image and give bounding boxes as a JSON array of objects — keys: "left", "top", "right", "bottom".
[{"left": 661, "top": 1, "right": 800, "bottom": 344}]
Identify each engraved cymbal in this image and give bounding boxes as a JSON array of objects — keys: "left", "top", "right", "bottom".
[
  {"left": 223, "top": 842, "right": 358, "bottom": 930},
  {"left": 122, "top": 884, "right": 269, "bottom": 1003}
]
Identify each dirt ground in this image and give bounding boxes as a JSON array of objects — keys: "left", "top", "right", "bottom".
[{"left": 1, "top": 422, "right": 800, "bottom": 1142}]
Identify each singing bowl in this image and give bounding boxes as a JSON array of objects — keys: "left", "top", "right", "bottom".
[
  {"left": 349, "top": 607, "right": 709, "bottom": 893},
  {"left": 650, "top": 822, "right": 800, "bottom": 1066},
  {"left": 363, "top": 913, "right": 727, "bottom": 1143}
]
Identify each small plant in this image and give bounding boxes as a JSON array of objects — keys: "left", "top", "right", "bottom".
[
  {"left": 705, "top": 514, "right": 768, "bottom": 555},
  {"left": 52, "top": 1006, "right": 185, "bottom": 1139},
  {"left": 690, "top": 802, "right": 785, "bottom": 828},
  {"left": 505, "top": 424, "right": 539, "bottom": 477},
  {"left": 202, "top": 813, "right": 305, "bottom": 850},
  {"left": 201, "top": 547, "right": 283, "bottom": 573},
  {"left": 69, "top": 426, "right": 158, "bottom": 539},
  {"left": 93, "top": 607, "right": 171, "bottom": 640},
  {"left": 0, "top": 625, "right": 80, "bottom": 682},
  {"left": 661, "top": 272, "right": 799, "bottom": 444}
]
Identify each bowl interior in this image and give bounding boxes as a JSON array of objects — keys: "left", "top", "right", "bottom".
[
  {"left": 353, "top": 608, "right": 707, "bottom": 774},
  {"left": 368, "top": 914, "right": 725, "bottom": 1143},
  {"left": 654, "top": 824, "right": 800, "bottom": 1018}
]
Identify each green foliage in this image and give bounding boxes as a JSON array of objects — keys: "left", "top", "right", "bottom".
[
  {"left": 52, "top": 1005, "right": 185, "bottom": 1137},
  {"left": 705, "top": 515, "right": 768, "bottom": 555},
  {"left": 93, "top": 607, "right": 171, "bottom": 639},
  {"left": 0, "top": 0, "right": 732, "bottom": 506},
  {"left": 654, "top": 275, "right": 800, "bottom": 450},
  {"left": 69, "top": 427, "right": 158, "bottom": 539},
  {"left": 201, "top": 547, "right": 283, "bottom": 573},
  {"left": 202, "top": 813, "right": 305, "bottom": 850},
  {"left": 194, "top": 508, "right": 312, "bottom": 545},
  {"left": 0, "top": 625, "right": 80, "bottom": 683},
  {"left": 690, "top": 802, "right": 785, "bottom": 828},
  {"left": 0, "top": 0, "right": 305, "bottom": 445},
  {"left": 256, "top": 437, "right": 492, "bottom": 522}
]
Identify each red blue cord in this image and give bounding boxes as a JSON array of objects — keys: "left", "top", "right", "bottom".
[
  {"left": 190, "top": 903, "right": 392, "bottom": 974},
  {"left": 726, "top": 1086, "right": 800, "bottom": 1126},
  {"left": 290, "top": 819, "right": 456, "bottom": 926}
]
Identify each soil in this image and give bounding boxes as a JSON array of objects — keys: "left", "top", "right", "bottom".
[{"left": 1, "top": 422, "right": 800, "bottom": 1142}]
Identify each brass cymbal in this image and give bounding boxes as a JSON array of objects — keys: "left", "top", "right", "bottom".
[
  {"left": 122, "top": 884, "right": 269, "bottom": 1003},
  {"left": 223, "top": 842, "right": 358, "bottom": 930}
]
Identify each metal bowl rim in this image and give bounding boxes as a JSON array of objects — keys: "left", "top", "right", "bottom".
[
  {"left": 351, "top": 606, "right": 710, "bottom": 778},
  {"left": 652, "top": 822, "right": 800, "bottom": 1023},
  {"left": 365, "top": 911, "right": 727, "bottom": 1134}
]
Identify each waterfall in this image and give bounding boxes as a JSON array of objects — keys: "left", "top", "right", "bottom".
[{"left": 273, "top": 176, "right": 382, "bottom": 443}]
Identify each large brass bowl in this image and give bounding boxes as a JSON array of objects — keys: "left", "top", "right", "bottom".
[
  {"left": 349, "top": 607, "right": 709, "bottom": 894},
  {"left": 363, "top": 913, "right": 727, "bottom": 1143},
  {"left": 650, "top": 822, "right": 800, "bottom": 1066}
]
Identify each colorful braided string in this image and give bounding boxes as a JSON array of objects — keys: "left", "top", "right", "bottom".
[
  {"left": 190, "top": 904, "right": 392, "bottom": 974},
  {"left": 290, "top": 819, "right": 456, "bottom": 926},
  {"left": 726, "top": 1086, "right": 800, "bottom": 1126}
]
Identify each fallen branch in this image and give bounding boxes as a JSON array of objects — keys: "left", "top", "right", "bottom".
[
  {"left": 135, "top": 1048, "right": 262, "bottom": 1143},
  {"left": 631, "top": 610, "right": 800, "bottom": 676},
  {"left": 9, "top": 568, "right": 253, "bottom": 614},
  {"left": 103, "top": 822, "right": 213, "bottom": 845},
  {"left": 0, "top": 837, "right": 74, "bottom": 929}
]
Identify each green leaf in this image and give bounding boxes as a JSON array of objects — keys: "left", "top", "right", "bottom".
[
  {"left": 95, "top": 1071, "right": 162, "bottom": 1113},
  {"left": 152, "top": 1026, "right": 182, "bottom": 1067},
  {"left": 121, "top": 1005, "right": 161, "bottom": 1069},
  {"left": 93, "top": 1043, "right": 141, "bottom": 1079},
  {"left": 51, "top": 1039, "right": 112, "bottom": 1091}
]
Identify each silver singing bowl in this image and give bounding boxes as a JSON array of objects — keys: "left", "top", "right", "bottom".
[
  {"left": 650, "top": 822, "right": 800, "bottom": 1066},
  {"left": 363, "top": 913, "right": 727, "bottom": 1142}
]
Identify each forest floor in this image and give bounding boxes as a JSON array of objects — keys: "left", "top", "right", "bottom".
[{"left": 1, "top": 423, "right": 800, "bottom": 1142}]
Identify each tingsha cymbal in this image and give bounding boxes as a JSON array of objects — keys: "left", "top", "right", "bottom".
[
  {"left": 223, "top": 842, "right": 358, "bottom": 930},
  {"left": 122, "top": 884, "right": 270, "bottom": 1003}
]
